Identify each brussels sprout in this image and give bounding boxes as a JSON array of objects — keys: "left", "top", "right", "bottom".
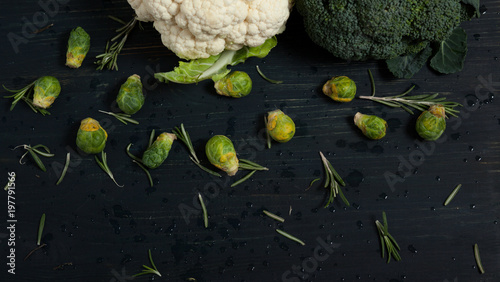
[
  {"left": 76, "top": 118, "right": 108, "bottom": 154},
  {"left": 65, "top": 26, "right": 90, "bottom": 68},
  {"left": 322, "top": 76, "right": 357, "bottom": 102},
  {"left": 214, "top": 71, "right": 252, "bottom": 98},
  {"left": 266, "top": 109, "right": 295, "bottom": 143},
  {"left": 205, "top": 135, "right": 239, "bottom": 176},
  {"left": 142, "top": 132, "right": 177, "bottom": 169},
  {"left": 354, "top": 112, "right": 387, "bottom": 140},
  {"left": 416, "top": 105, "right": 446, "bottom": 141},
  {"left": 32, "top": 76, "right": 61, "bottom": 109},
  {"left": 116, "top": 74, "right": 144, "bottom": 114}
]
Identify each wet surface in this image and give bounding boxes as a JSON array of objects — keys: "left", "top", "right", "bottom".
[{"left": 0, "top": 1, "right": 499, "bottom": 281}]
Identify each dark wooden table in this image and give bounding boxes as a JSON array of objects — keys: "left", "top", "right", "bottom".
[{"left": 1, "top": 1, "right": 499, "bottom": 281}]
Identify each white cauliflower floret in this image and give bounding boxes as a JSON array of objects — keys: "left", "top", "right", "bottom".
[{"left": 128, "top": 0, "right": 291, "bottom": 59}]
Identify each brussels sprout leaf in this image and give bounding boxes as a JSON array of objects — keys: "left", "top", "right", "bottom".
[
  {"left": 386, "top": 45, "right": 433, "bottom": 79},
  {"left": 430, "top": 27, "right": 468, "bottom": 75},
  {"left": 155, "top": 37, "right": 277, "bottom": 84}
]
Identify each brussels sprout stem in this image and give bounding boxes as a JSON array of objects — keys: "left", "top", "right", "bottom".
[
  {"left": 319, "top": 152, "right": 349, "bottom": 207},
  {"left": 133, "top": 249, "right": 162, "bottom": 277},
  {"left": 95, "top": 151, "right": 123, "bottom": 187},
  {"left": 375, "top": 212, "right": 401, "bottom": 263},
  {"left": 13, "top": 144, "right": 54, "bottom": 172},
  {"left": 173, "top": 124, "right": 222, "bottom": 177},
  {"left": 126, "top": 143, "right": 153, "bottom": 187},
  {"left": 98, "top": 110, "right": 139, "bottom": 125}
]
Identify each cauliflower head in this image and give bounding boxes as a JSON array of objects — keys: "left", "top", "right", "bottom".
[{"left": 128, "top": 0, "right": 292, "bottom": 59}]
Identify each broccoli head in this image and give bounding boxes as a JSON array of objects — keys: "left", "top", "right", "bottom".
[{"left": 296, "top": 0, "right": 478, "bottom": 61}]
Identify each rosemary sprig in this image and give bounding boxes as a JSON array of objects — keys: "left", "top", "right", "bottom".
[
  {"left": 198, "top": 193, "right": 209, "bottom": 228},
  {"left": 319, "top": 151, "right": 349, "bottom": 207},
  {"left": 95, "top": 151, "right": 123, "bottom": 187},
  {"left": 126, "top": 144, "right": 153, "bottom": 187},
  {"left": 443, "top": 184, "right": 462, "bottom": 206},
  {"left": 3, "top": 82, "right": 50, "bottom": 115},
  {"left": 276, "top": 229, "right": 305, "bottom": 246},
  {"left": 173, "top": 124, "right": 222, "bottom": 177},
  {"left": 359, "top": 74, "right": 462, "bottom": 117},
  {"left": 56, "top": 153, "right": 71, "bottom": 185},
  {"left": 95, "top": 16, "right": 140, "bottom": 71},
  {"left": 13, "top": 144, "right": 54, "bottom": 172},
  {"left": 238, "top": 159, "right": 268, "bottom": 171},
  {"left": 473, "top": 243, "right": 485, "bottom": 274},
  {"left": 263, "top": 210, "right": 285, "bottom": 223},
  {"left": 256, "top": 65, "right": 283, "bottom": 84},
  {"left": 99, "top": 110, "right": 139, "bottom": 125},
  {"left": 133, "top": 249, "right": 162, "bottom": 277},
  {"left": 375, "top": 212, "right": 401, "bottom": 263}
]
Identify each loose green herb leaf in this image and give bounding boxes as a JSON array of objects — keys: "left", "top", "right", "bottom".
[
  {"left": 263, "top": 210, "right": 285, "bottom": 223},
  {"left": 95, "top": 151, "right": 123, "bottom": 187},
  {"left": 473, "top": 243, "right": 485, "bottom": 274},
  {"left": 276, "top": 229, "right": 305, "bottom": 246},
  {"left": 173, "top": 124, "right": 221, "bottom": 177},
  {"left": 430, "top": 27, "right": 468, "bottom": 75},
  {"left": 125, "top": 144, "right": 153, "bottom": 187},
  {"left": 95, "top": 16, "right": 140, "bottom": 71},
  {"left": 359, "top": 85, "right": 462, "bottom": 117},
  {"left": 444, "top": 184, "right": 463, "bottom": 206},
  {"left": 155, "top": 37, "right": 278, "bottom": 84},
  {"left": 231, "top": 170, "right": 256, "bottom": 187},
  {"left": 14, "top": 144, "right": 54, "bottom": 172},
  {"left": 319, "top": 152, "right": 349, "bottom": 207},
  {"left": 238, "top": 159, "right": 268, "bottom": 171},
  {"left": 98, "top": 110, "right": 139, "bottom": 125},
  {"left": 198, "top": 193, "right": 209, "bottom": 228},
  {"left": 148, "top": 129, "right": 156, "bottom": 148},
  {"left": 386, "top": 45, "right": 433, "bottom": 79},
  {"left": 264, "top": 116, "right": 272, "bottom": 149},
  {"left": 375, "top": 212, "right": 401, "bottom": 263},
  {"left": 306, "top": 178, "right": 321, "bottom": 191},
  {"left": 133, "top": 249, "right": 162, "bottom": 277},
  {"left": 56, "top": 153, "right": 71, "bottom": 185},
  {"left": 37, "top": 213, "right": 46, "bottom": 246},
  {"left": 367, "top": 69, "right": 376, "bottom": 97},
  {"left": 256, "top": 65, "right": 283, "bottom": 84}
]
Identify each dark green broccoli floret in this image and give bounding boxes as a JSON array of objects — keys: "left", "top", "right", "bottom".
[{"left": 296, "top": 0, "right": 477, "bottom": 61}]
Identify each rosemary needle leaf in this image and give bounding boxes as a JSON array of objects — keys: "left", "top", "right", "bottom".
[
  {"left": 306, "top": 178, "right": 320, "bottom": 190},
  {"left": 444, "top": 184, "right": 462, "bottom": 206},
  {"left": 263, "top": 210, "right": 285, "bottom": 223},
  {"left": 37, "top": 213, "right": 46, "bottom": 246},
  {"left": 125, "top": 144, "right": 153, "bottom": 187},
  {"left": 474, "top": 243, "right": 485, "bottom": 274},
  {"left": 56, "top": 153, "right": 71, "bottom": 185},
  {"left": 95, "top": 151, "right": 123, "bottom": 187},
  {"left": 148, "top": 129, "right": 156, "bottom": 148},
  {"left": 276, "top": 229, "right": 305, "bottom": 246},
  {"left": 368, "top": 69, "right": 376, "bottom": 97},
  {"left": 198, "top": 193, "right": 209, "bottom": 228},
  {"left": 256, "top": 65, "right": 283, "bottom": 84},
  {"left": 28, "top": 149, "right": 47, "bottom": 172},
  {"left": 231, "top": 170, "right": 256, "bottom": 187}
]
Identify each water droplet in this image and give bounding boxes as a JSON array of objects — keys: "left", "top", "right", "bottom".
[
  {"left": 436, "top": 176, "right": 441, "bottom": 181},
  {"left": 450, "top": 133, "right": 461, "bottom": 140},
  {"left": 473, "top": 34, "right": 480, "bottom": 41},
  {"left": 470, "top": 204, "right": 476, "bottom": 209},
  {"left": 476, "top": 156, "right": 482, "bottom": 161},
  {"left": 408, "top": 245, "right": 417, "bottom": 253},
  {"left": 379, "top": 193, "right": 388, "bottom": 200},
  {"left": 356, "top": 220, "right": 363, "bottom": 230},
  {"left": 480, "top": 4, "right": 487, "bottom": 14},
  {"left": 469, "top": 146, "right": 474, "bottom": 152}
]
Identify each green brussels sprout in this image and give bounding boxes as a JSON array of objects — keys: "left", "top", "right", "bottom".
[
  {"left": 214, "top": 71, "right": 252, "bottom": 98},
  {"left": 142, "top": 132, "right": 177, "bottom": 169},
  {"left": 65, "top": 26, "right": 90, "bottom": 68},
  {"left": 32, "top": 76, "right": 61, "bottom": 109},
  {"left": 322, "top": 76, "right": 357, "bottom": 102},
  {"left": 354, "top": 112, "right": 387, "bottom": 140},
  {"left": 416, "top": 105, "right": 446, "bottom": 141},
  {"left": 205, "top": 135, "right": 239, "bottom": 176},
  {"left": 116, "top": 74, "right": 144, "bottom": 115},
  {"left": 266, "top": 109, "right": 295, "bottom": 143},
  {"left": 76, "top": 117, "right": 108, "bottom": 154}
]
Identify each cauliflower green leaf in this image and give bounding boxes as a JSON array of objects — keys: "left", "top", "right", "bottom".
[{"left": 155, "top": 37, "right": 277, "bottom": 84}]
